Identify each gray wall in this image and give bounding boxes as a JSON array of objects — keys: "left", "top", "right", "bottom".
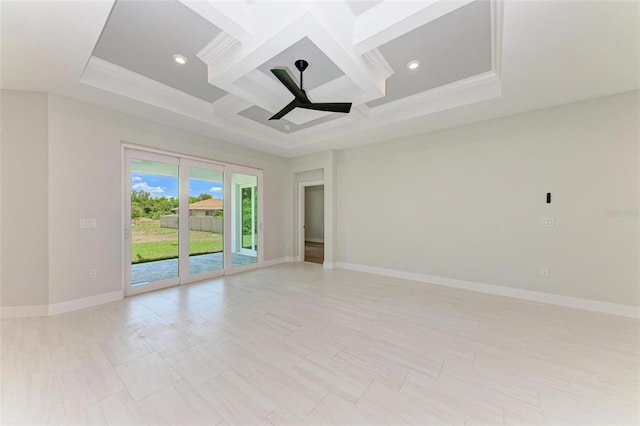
[
  {"left": 0, "top": 91, "right": 49, "bottom": 307},
  {"left": 336, "top": 91, "right": 639, "bottom": 306},
  {"left": 1, "top": 90, "right": 292, "bottom": 308},
  {"left": 2, "top": 88, "right": 637, "bottom": 311}
]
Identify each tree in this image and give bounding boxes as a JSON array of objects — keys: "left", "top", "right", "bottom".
[
  {"left": 131, "top": 205, "right": 144, "bottom": 221},
  {"left": 131, "top": 190, "right": 178, "bottom": 219},
  {"left": 131, "top": 190, "right": 151, "bottom": 202},
  {"left": 241, "top": 187, "right": 257, "bottom": 248},
  {"left": 197, "top": 193, "right": 212, "bottom": 201}
]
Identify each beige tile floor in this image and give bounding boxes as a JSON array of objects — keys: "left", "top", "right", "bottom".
[{"left": 1, "top": 263, "right": 638, "bottom": 425}]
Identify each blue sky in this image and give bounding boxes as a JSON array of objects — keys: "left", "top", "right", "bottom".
[{"left": 131, "top": 173, "right": 223, "bottom": 199}]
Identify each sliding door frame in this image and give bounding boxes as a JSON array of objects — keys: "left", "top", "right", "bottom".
[
  {"left": 224, "top": 165, "right": 264, "bottom": 274},
  {"left": 122, "top": 145, "right": 263, "bottom": 295},
  {"left": 180, "top": 158, "right": 226, "bottom": 285},
  {"left": 124, "top": 149, "right": 181, "bottom": 296}
]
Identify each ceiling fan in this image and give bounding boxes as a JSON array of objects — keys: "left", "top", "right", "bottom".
[{"left": 269, "top": 59, "right": 352, "bottom": 120}]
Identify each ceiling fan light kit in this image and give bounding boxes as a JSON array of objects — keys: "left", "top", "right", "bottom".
[{"left": 269, "top": 59, "right": 352, "bottom": 120}]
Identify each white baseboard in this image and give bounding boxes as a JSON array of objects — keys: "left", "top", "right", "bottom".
[
  {"left": 48, "top": 290, "right": 123, "bottom": 316},
  {"left": 1, "top": 290, "right": 124, "bottom": 319},
  {"left": 305, "top": 238, "right": 324, "bottom": 243},
  {"left": 263, "top": 257, "right": 293, "bottom": 267},
  {"left": 323, "top": 262, "right": 335, "bottom": 269},
  {"left": 1, "top": 304, "right": 49, "bottom": 319},
  {"left": 335, "top": 262, "right": 640, "bottom": 318}
]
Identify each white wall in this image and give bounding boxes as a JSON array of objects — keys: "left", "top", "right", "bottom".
[
  {"left": 1, "top": 90, "right": 292, "bottom": 310},
  {"left": 336, "top": 91, "right": 639, "bottom": 307},
  {"left": 305, "top": 185, "right": 324, "bottom": 242},
  {"left": 0, "top": 91, "right": 49, "bottom": 307}
]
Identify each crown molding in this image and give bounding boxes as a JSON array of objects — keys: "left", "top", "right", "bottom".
[
  {"left": 362, "top": 48, "right": 394, "bottom": 82},
  {"left": 372, "top": 71, "right": 500, "bottom": 116},
  {"left": 210, "top": 94, "right": 252, "bottom": 119},
  {"left": 80, "top": 57, "right": 500, "bottom": 154},
  {"left": 197, "top": 32, "right": 240, "bottom": 65},
  {"left": 81, "top": 57, "right": 221, "bottom": 124}
]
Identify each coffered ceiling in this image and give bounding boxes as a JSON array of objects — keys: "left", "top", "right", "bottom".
[
  {"left": 1, "top": 1, "right": 639, "bottom": 157},
  {"left": 83, "top": 0, "right": 499, "bottom": 148}
]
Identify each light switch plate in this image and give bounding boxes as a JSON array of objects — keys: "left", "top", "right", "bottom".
[
  {"left": 542, "top": 218, "right": 555, "bottom": 227},
  {"left": 80, "top": 219, "right": 97, "bottom": 228}
]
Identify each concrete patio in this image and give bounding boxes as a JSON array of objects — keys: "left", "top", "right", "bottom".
[{"left": 131, "top": 252, "right": 257, "bottom": 285}]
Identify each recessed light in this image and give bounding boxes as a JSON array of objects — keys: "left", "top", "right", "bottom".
[
  {"left": 172, "top": 54, "right": 187, "bottom": 65},
  {"left": 407, "top": 60, "right": 421, "bottom": 70}
]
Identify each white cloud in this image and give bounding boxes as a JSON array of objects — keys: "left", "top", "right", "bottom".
[
  {"left": 131, "top": 176, "right": 143, "bottom": 182},
  {"left": 209, "top": 186, "right": 222, "bottom": 192},
  {"left": 132, "top": 182, "right": 164, "bottom": 194}
]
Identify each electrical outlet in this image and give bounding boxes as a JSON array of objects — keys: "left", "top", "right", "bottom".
[
  {"left": 540, "top": 267, "right": 550, "bottom": 277},
  {"left": 89, "top": 268, "right": 98, "bottom": 279}
]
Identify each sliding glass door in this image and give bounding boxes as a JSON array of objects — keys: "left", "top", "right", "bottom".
[
  {"left": 126, "top": 151, "right": 181, "bottom": 294},
  {"left": 230, "top": 172, "right": 259, "bottom": 268},
  {"left": 125, "top": 149, "right": 262, "bottom": 295},
  {"left": 181, "top": 161, "right": 225, "bottom": 283}
]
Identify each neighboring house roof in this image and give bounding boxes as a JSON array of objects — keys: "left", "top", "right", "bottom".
[
  {"left": 188, "top": 198, "right": 223, "bottom": 210},
  {"left": 172, "top": 198, "right": 223, "bottom": 212}
]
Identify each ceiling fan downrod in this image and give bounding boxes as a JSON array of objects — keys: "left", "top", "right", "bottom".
[{"left": 294, "top": 59, "right": 308, "bottom": 90}]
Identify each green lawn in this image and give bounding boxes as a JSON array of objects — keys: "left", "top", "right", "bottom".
[
  {"left": 132, "top": 238, "right": 223, "bottom": 263},
  {"left": 131, "top": 219, "right": 222, "bottom": 263},
  {"left": 242, "top": 234, "right": 258, "bottom": 249},
  {"left": 130, "top": 219, "right": 258, "bottom": 264}
]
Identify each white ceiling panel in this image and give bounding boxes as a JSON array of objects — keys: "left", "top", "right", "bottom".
[
  {"left": 256, "top": 37, "right": 345, "bottom": 91},
  {"left": 93, "top": 0, "right": 227, "bottom": 103},
  {"left": 367, "top": 0, "right": 492, "bottom": 107}
]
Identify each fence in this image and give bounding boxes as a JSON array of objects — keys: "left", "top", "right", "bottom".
[{"left": 160, "top": 215, "right": 223, "bottom": 233}]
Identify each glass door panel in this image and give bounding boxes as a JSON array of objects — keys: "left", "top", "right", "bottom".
[
  {"left": 231, "top": 172, "right": 258, "bottom": 268},
  {"left": 186, "top": 164, "right": 224, "bottom": 278},
  {"left": 241, "top": 186, "right": 257, "bottom": 251},
  {"left": 127, "top": 152, "right": 180, "bottom": 294},
  {"left": 125, "top": 149, "right": 263, "bottom": 294}
]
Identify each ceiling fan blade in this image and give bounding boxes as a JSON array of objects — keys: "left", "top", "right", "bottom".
[
  {"left": 298, "top": 102, "right": 352, "bottom": 114},
  {"left": 269, "top": 99, "right": 299, "bottom": 120},
  {"left": 271, "top": 69, "right": 309, "bottom": 102}
]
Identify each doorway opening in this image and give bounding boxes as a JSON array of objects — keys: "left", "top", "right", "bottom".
[{"left": 300, "top": 183, "right": 324, "bottom": 264}]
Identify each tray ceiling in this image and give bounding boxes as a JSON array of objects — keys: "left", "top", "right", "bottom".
[
  {"left": 83, "top": 0, "right": 501, "bottom": 147},
  {"left": 93, "top": 0, "right": 228, "bottom": 103},
  {"left": 4, "top": 0, "right": 637, "bottom": 157}
]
